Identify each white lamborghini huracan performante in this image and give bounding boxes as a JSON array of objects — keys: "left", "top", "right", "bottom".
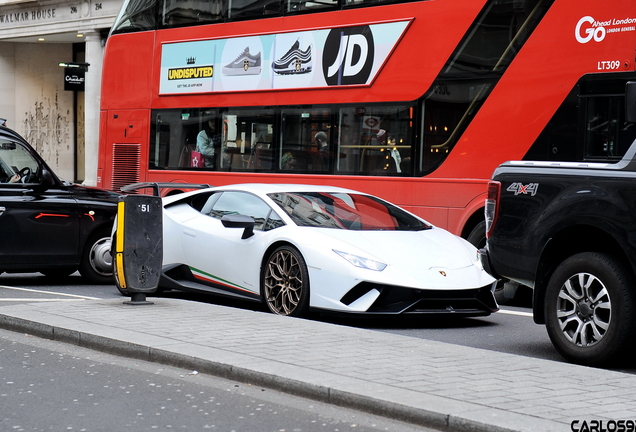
[{"left": 148, "top": 184, "right": 498, "bottom": 317}]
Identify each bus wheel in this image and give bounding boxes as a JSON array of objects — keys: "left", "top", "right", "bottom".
[
  {"left": 79, "top": 228, "right": 114, "bottom": 285},
  {"left": 545, "top": 252, "right": 636, "bottom": 366},
  {"left": 262, "top": 245, "right": 309, "bottom": 317},
  {"left": 466, "top": 220, "right": 486, "bottom": 249}
]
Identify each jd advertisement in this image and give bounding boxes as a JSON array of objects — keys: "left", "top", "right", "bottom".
[{"left": 159, "top": 20, "right": 410, "bottom": 94}]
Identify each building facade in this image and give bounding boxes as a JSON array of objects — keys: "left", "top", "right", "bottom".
[{"left": 0, "top": 0, "right": 122, "bottom": 185}]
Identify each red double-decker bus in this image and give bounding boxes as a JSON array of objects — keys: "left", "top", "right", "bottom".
[{"left": 98, "top": 0, "right": 636, "bottom": 246}]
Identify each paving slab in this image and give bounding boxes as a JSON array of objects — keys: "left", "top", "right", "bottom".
[{"left": 0, "top": 298, "right": 633, "bottom": 432}]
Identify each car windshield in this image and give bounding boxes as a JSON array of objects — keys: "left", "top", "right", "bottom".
[{"left": 268, "top": 192, "right": 431, "bottom": 231}]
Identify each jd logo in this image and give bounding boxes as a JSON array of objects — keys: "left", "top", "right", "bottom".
[{"left": 322, "top": 26, "right": 374, "bottom": 86}]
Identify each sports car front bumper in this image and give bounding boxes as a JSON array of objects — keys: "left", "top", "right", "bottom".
[{"left": 337, "top": 282, "right": 498, "bottom": 316}]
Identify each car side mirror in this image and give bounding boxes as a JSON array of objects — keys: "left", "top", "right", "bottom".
[
  {"left": 626, "top": 81, "right": 636, "bottom": 124},
  {"left": 221, "top": 214, "right": 255, "bottom": 239},
  {"left": 32, "top": 168, "right": 55, "bottom": 192}
]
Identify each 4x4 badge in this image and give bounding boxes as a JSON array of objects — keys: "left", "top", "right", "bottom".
[{"left": 507, "top": 182, "right": 539, "bottom": 196}]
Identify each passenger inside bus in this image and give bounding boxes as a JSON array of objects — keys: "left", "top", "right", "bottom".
[
  {"left": 196, "top": 118, "right": 220, "bottom": 169},
  {"left": 315, "top": 131, "right": 329, "bottom": 167},
  {"left": 360, "top": 129, "right": 397, "bottom": 174},
  {"left": 281, "top": 152, "right": 298, "bottom": 170},
  {"left": 151, "top": 105, "right": 413, "bottom": 176}
]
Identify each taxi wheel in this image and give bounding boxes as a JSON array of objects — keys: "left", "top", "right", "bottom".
[
  {"left": 79, "top": 228, "right": 114, "bottom": 285},
  {"left": 262, "top": 245, "right": 309, "bottom": 317}
]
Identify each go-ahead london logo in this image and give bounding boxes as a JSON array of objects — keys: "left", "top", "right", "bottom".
[{"left": 575, "top": 15, "right": 636, "bottom": 43}]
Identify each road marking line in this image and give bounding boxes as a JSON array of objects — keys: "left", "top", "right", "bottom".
[
  {"left": 498, "top": 308, "right": 533, "bottom": 317},
  {"left": 0, "top": 298, "right": 87, "bottom": 302},
  {"left": 0, "top": 285, "right": 100, "bottom": 300}
]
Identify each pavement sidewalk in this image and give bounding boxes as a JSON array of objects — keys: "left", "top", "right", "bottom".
[{"left": 0, "top": 297, "right": 634, "bottom": 432}]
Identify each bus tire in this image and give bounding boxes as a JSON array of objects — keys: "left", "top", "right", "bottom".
[
  {"left": 466, "top": 220, "right": 486, "bottom": 249},
  {"left": 545, "top": 252, "right": 636, "bottom": 366}
]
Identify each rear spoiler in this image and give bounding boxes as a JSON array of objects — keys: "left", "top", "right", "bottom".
[{"left": 120, "top": 182, "right": 212, "bottom": 196}]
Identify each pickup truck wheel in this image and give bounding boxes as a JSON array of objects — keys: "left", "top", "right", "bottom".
[{"left": 545, "top": 252, "right": 636, "bottom": 366}]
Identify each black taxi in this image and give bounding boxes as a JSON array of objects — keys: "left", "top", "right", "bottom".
[{"left": 0, "top": 125, "right": 119, "bottom": 283}]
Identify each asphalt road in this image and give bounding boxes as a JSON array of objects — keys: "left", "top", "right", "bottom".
[
  {"left": 2, "top": 272, "right": 636, "bottom": 374},
  {"left": 0, "top": 328, "right": 435, "bottom": 432}
]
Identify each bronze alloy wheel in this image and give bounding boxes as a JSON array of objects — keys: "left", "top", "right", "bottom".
[{"left": 263, "top": 245, "right": 309, "bottom": 317}]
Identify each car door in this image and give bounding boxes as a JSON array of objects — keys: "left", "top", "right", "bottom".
[
  {"left": 0, "top": 137, "right": 80, "bottom": 267},
  {"left": 180, "top": 191, "right": 282, "bottom": 296}
]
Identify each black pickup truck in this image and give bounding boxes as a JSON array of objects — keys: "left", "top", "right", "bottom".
[{"left": 481, "top": 79, "right": 636, "bottom": 366}]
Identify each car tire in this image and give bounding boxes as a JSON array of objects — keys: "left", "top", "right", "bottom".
[
  {"left": 262, "top": 245, "right": 310, "bottom": 317},
  {"left": 79, "top": 228, "right": 114, "bottom": 285},
  {"left": 545, "top": 252, "right": 636, "bottom": 366}
]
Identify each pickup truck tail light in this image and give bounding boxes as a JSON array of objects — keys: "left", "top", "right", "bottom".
[{"left": 485, "top": 181, "right": 500, "bottom": 239}]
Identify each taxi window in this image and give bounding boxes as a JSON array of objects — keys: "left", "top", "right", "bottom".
[{"left": 0, "top": 139, "right": 39, "bottom": 184}]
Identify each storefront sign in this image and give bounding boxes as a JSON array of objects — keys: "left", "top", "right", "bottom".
[
  {"left": 0, "top": 0, "right": 120, "bottom": 30},
  {"left": 0, "top": 8, "right": 56, "bottom": 23},
  {"left": 64, "top": 68, "right": 85, "bottom": 91}
]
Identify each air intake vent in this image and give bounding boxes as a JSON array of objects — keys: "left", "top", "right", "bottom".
[{"left": 111, "top": 143, "right": 140, "bottom": 192}]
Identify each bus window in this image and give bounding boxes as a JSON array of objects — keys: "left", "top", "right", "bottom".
[
  {"left": 262, "top": 0, "right": 281, "bottom": 14},
  {"left": 526, "top": 73, "right": 636, "bottom": 163},
  {"left": 417, "top": 0, "right": 551, "bottom": 175},
  {"left": 280, "top": 108, "right": 332, "bottom": 172},
  {"left": 111, "top": 0, "right": 158, "bottom": 34},
  {"left": 150, "top": 108, "right": 221, "bottom": 170},
  {"left": 286, "top": 0, "right": 338, "bottom": 13},
  {"left": 149, "top": 107, "right": 276, "bottom": 172},
  {"left": 149, "top": 104, "right": 414, "bottom": 175},
  {"left": 585, "top": 97, "right": 619, "bottom": 160},
  {"left": 160, "top": 0, "right": 224, "bottom": 27},
  {"left": 583, "top": 96, "right": 636, "bottom": 161},
  {"left": 224, "top": 109, "right": 275, "bottom": 171},
  {"left": 337, "top": 105, "right": 412, "bottom": 175},
  {"left": 343, "top": 0, "right": 401, "bottom": 7},
  {"left": 227, "top": 0, "right": 273, "bottom": 20}
]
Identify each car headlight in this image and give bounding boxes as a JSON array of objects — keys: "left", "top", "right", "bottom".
[{"left": 333, "top": 250, "right": 387, "bottom": 271}]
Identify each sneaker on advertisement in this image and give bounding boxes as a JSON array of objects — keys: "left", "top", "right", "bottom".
[
  {"left": 222, "top": 47, "right": 262, "bottom": 76},
  {"left": 272, "top": 40, "right": 312, "bottom": 75}
]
